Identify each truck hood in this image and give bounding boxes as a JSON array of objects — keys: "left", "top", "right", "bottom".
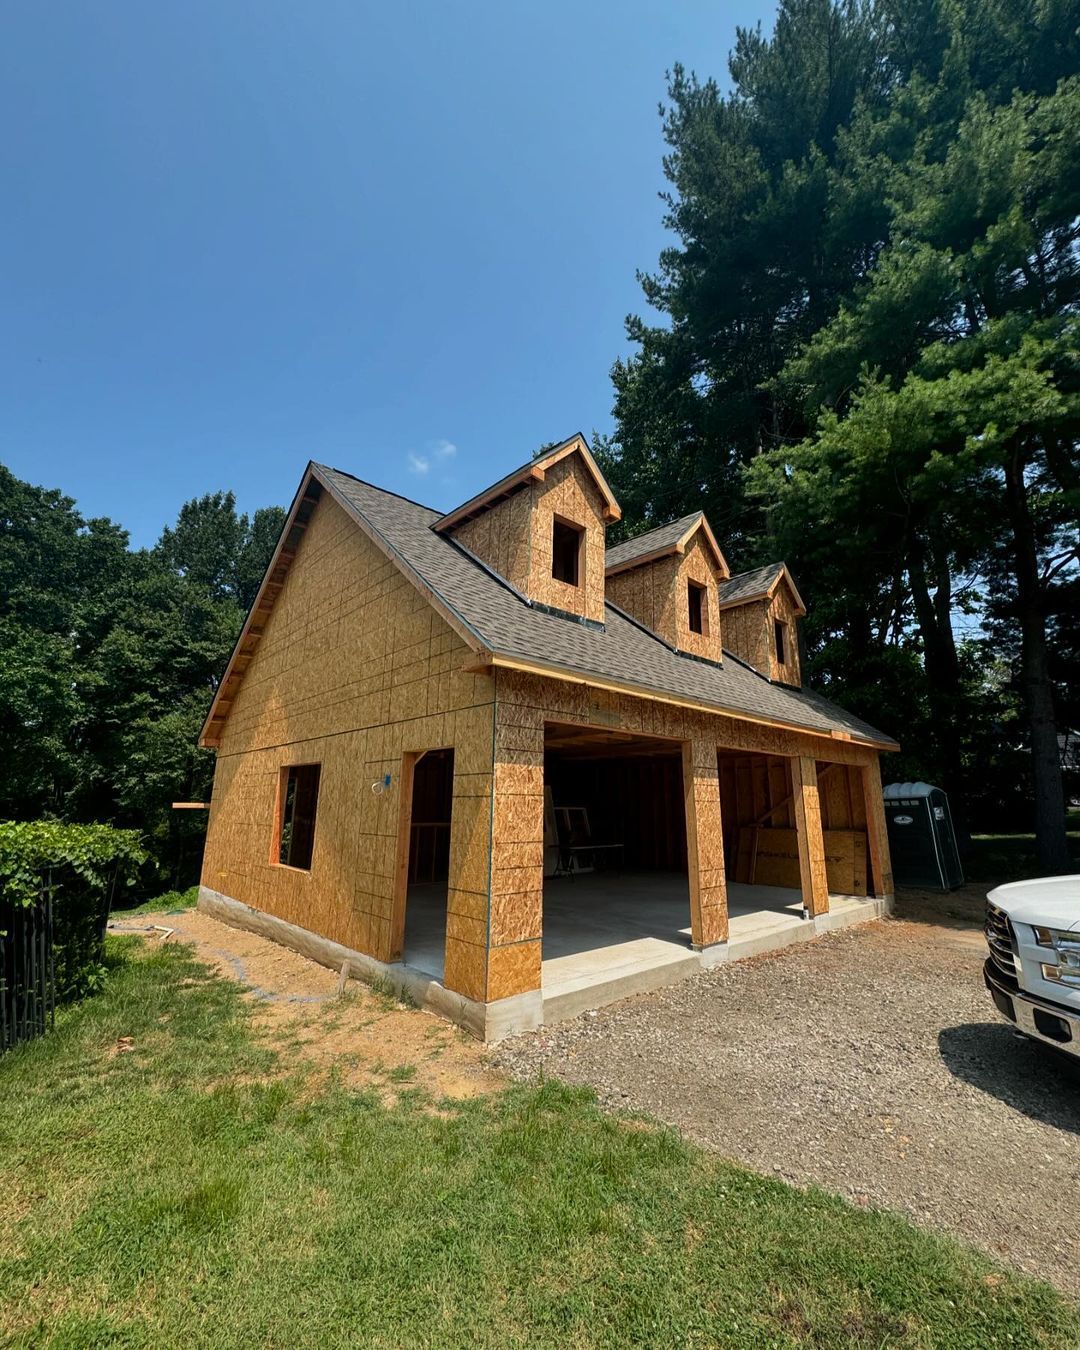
[{"left": 987, "top": 875, "right": 1080, "bottom": 930}]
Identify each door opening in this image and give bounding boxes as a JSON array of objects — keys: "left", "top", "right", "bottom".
[{"left": 402, "top": 748, "right": 454, "bottom": 980}]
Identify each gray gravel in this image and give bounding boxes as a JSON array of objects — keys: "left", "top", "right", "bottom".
[{"left": 492, "top": 894, "right": 1080, "bottom": 1296}]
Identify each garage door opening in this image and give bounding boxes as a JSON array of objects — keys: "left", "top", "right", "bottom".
[
  {"left": 402, "top": 747, "right": 454, "bottom": 980},
  {"left": 542, "top": 723, "right": 693, "bottom": 998},
  {"left": 717, "top": 750, "right": 873, "bottom": 929}
]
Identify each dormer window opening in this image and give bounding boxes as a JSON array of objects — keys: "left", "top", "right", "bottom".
[
  {"left": 552, "top": 518, "right": 583, "bottom": 587},
  {"left": 688, "top": 580, "right": 708, "bottom": 636},
  {"left": 774, "top": 619, "right": 788, "bottom": 666}
]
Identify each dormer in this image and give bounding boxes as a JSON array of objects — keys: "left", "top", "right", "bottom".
[
  {"left": 604, "top": 513, "right": 729, "bottom": 663},
  {"left": 717, "top": 562, "right": 807, "bottom": 686},
  {"left": 433, "top": 434, "right": 620, "bottom": 625}
]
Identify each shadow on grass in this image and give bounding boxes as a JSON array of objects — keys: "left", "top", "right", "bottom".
[{"left": 938, "top": 1022, "right": 1080, "bottom": 1133}]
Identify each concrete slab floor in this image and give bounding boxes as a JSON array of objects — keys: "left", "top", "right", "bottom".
[
  {"left": 402, "top": 882, "right": 448, "bottom": 982},
  {"left": 541, "top": 872, "right": 880, "bottom": 998},
  {"left": 401, "top": 870, "right": 884, "bottom": 1017}
]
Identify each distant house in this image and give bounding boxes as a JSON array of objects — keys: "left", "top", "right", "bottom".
[{"left": 198, "top": 435, "right": 896, "bottom": 1038}]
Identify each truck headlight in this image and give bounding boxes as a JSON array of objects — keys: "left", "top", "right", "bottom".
[
  {"left": 1033, "top": 926, "right": 1068, "bottom": 946},
  {"left": 1033, "top": 928, "right": 1080, "bottom": 986}
]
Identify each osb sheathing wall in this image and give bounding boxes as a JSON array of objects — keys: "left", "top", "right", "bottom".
[
  {"left": 718, "top": 752, "right": 871, "bottom": 895},
  {"left": 605, "top": 532, "right": 722, "bottom": 663},
  {"left": 449, "top": 488, "right": 533, "bottom": 595},
  {"left": 449, "top": 452, "right": 607, "bottom": 624},
  {"left": 721, "top": 584, "right": 803, "bottom": 686},
  {"left": 200, "top": 491, "right": 499, "bottom": 997},
  {"left": 720, "top": 599, "right": 769, "bottom": 674},
  {"left": 717, "top": 754, "right": 868, "bottom": 838}
]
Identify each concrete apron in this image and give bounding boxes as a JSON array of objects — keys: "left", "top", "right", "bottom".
[{"left": 198, "top": 885, "right": 890, "bottom": 1042}]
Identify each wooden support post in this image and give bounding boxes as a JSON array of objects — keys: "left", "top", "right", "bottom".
[
  {"left": 682, "top": 740, "right": 728, "bottom": 947},
  {"left": 860, "top": 757, "right": 894, "bottom": 902},
  {"left": 791, "top": 755, "right": 829, "bottom": 917},
  {"left": 388, "top": 751, "right": 419, "bottom": 963},
  {"left": 482, "top": 702, "right": 546, "bottom": 1003}
]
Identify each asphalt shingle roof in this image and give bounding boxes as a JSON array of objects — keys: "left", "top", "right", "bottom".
[
  {"left": 316, "top": 465, "right": 895, "bottom": 748},
  {"left": 604, "top": 513, "right": 703, "bottom": 570},
  {"left": 717, "top": 562, "right": 786, "bottom": 606}
]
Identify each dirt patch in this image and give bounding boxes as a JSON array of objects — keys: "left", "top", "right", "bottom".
[
  {"left": 110, "top": 909, "right": 502, "bottom": 1105},
  {"left": 493, "top": 884, "right": 1080, "bottom": 1297}
]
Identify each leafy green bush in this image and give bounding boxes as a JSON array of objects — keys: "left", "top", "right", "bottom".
[{"left": 0, "top": 822, "right": 147, "bottom": 999}]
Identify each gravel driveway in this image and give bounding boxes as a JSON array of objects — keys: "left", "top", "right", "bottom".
[{"left": 492, "top": 887, "right": 1080, "bottom": 1296}]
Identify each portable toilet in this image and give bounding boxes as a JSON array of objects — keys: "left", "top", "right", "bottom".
[{"left": 883, "top": 782, "right": 964, "bottom": 890}]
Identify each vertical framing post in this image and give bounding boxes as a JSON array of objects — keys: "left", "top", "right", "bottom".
[
  {"left": 860, "top": 756, "right": 895, "bottom": 903},
  {"left": 792, "top": 755, "right": 829, "bottom": 917},
  {"left": 682, "top": 739, "right": 728, "bottom": 948},
  {"left": 388, "top": 751, "right": 419, "bottom": 963}
]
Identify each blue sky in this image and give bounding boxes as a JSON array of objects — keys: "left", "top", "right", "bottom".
[{"left": 1, "top": 1, "right": 768, "bottom": 548}]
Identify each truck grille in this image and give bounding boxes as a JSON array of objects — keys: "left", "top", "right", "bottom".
[{"left": 985, "top": 901, "right": 1017, "bottom": 978}]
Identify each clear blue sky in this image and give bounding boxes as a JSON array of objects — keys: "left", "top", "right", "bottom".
[{"left": 1, "top": 1, "right": 769, "bottom": 548}]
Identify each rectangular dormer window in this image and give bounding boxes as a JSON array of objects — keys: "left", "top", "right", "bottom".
[
  {"left": 774, "top": 619, "right": 787, "bottom": 667},
  {"left": 688, "top": 580, "right": 707, "bottom": 636},
  {"left": 551, "top": 518, "right": 583, "bottom": 587}
]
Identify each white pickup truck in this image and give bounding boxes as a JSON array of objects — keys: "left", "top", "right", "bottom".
[{"left": 984, "top": 876, "right": 1080, "bottom": 1061}]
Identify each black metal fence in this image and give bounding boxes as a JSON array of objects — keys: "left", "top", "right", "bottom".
[{"left": 1, "top": 895, "right": 55, "bottom": 1053}]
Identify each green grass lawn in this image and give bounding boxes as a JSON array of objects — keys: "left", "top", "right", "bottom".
[
  {"left": 1, "top": 941, "right": 1074, "bottom": 1348},
  {"left": 965, "top": 827, "right": 1080, "bottom": 883},
  {"left": 111, "top": 884, "right": 199, "bottom": 918}
]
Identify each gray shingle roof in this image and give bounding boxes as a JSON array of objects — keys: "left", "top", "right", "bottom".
[
  {"left": 316, "top": 465, "right": 896, "bottom": 749},
  {"left": 717, "top": 562, "right": 786, "bottom": 607},
  {"left": 604, "top": 513, "right": 703, "bottom": 571}
]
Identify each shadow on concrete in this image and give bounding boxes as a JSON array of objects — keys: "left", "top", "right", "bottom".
[{"left": 938, "top": 1021, "right": 1080, "bottom": 1134}]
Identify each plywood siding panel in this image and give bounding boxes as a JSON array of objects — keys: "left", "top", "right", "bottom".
[
  {"left": 485, "top": 694, "right": 545, "bottom": 992},
  {"left": 497, "top": 669, "right": 888, "bottom": 768},
  {"left": 201, "top": 491, "right": 497, "bottom": 993},
  {"left": 735, "top": 826, "right": 867, "bottom": 894},
  {"left": 450, "top": 487, "right": 534, "bottom": 592},
  {"left": 721, "top": 599, "right": 770, "bottom": 673},
  {"left": 861, "top": 756, "right": 895, "bottom": 900}
]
